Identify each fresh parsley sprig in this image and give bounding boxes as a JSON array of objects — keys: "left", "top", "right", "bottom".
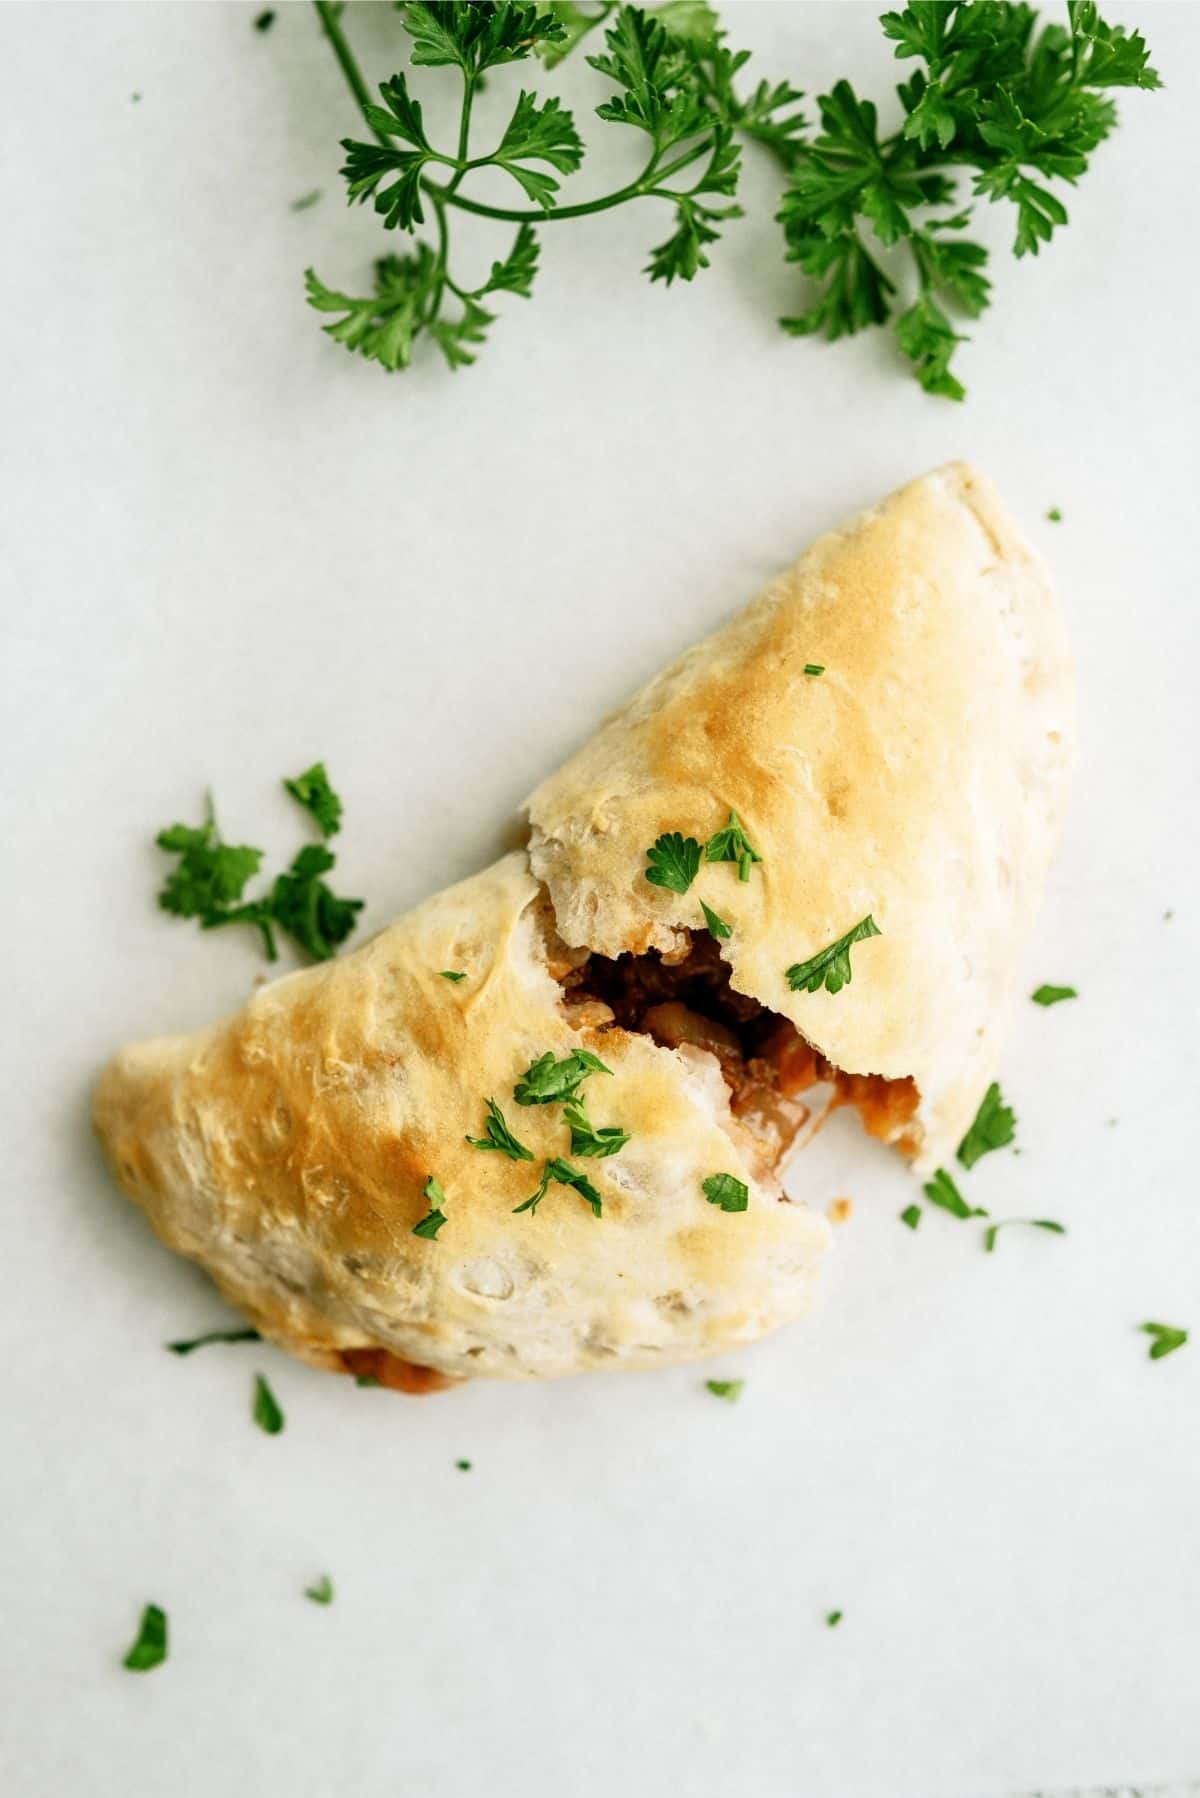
[
  {"left": 778, "top": 1, "right": 1161, "bottom": 397},
  {"left": 155, "top": 767, "right": 362, "bottom": 963},
  {"left": 786, "top": 915, "right": 881, "bottom": 996},
  {"left": 957, "top": 1081, "right": 1016, "bottom": 1169},
  {"left": 300, "top": 1, "right": 1157, "bottom": 394},
  {"left": 307, "top": 0, "right": 803, "bottom": 373},
  {"left": 514, "top": 1047, "right": 612, "bottom": 1105}
]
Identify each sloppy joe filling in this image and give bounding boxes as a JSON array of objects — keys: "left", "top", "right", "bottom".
[{"left": 558, "top": 930, "right": 919, "bottom": 1172}]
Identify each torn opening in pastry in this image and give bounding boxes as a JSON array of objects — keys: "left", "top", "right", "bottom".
[{"left": 546, "top": 922, "right": 920, "bottom": 1184}]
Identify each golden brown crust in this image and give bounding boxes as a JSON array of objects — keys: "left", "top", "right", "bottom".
[
  {"left": 94, "top": 854, "right": 830, "bottom": 1382},
  {"left": 527, "top": 463, "right": 1075, "bottom": 1171}
]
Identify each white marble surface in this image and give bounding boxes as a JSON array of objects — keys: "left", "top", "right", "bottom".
[{"left": 2, "top": 4, "right": 1198, "bottom": 1794}]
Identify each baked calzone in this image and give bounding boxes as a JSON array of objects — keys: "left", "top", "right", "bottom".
[{"left": 94, "top": 464, "right": 1075, "bottom": 1389}]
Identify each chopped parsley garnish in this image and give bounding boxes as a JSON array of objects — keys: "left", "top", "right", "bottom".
[
  {"left": 122, "top": 1603, "right": 168, "bottom": 1672},
  {"left": 804, "top": 664, "right": 825, "bottom": 677},
  {"left": 1046, "top": 507, "right": 1063, "bottom": 522},
  {"left": 355, "top": 1374, "right": 381, "bottom": 1388},
  {"left": 702, "top": 1173, "right": 749, "bottom": 1213},
  {"left": 155, "top": 777, "right": 362, "bottom": 963},
  {"left": 1032, "top": 984, "right": 1077, "bottom": 1006},
  {"left": 825, "top": 1610, "right": 843, "bottom": 1628},
  {"left": 957, "top": 1082, "right": 1016, "bottom": 1169},
  {"left": 439, "top": 969, "right": 466, "bottom": 982},
  {"left": 165, "top": 1327, "right": 261, "bottom": 1355},
  {"left": 705, "top": 809, "right": 761, "bottom": 882},
  {"left": 1140, "top": 1321, "right": 1188, "bottom": 1361},
  {"left": 899, "top": 1203, "right": 921, "bottom": 1230},
  {"left": 283, "top": 761, "right": 343, "bottom": 836},
  {"left": 645, "top": 831, "right": 703, "bottom": 894},
  {"left": 305, "top": 1575, "right": 335, "bottom": 1605},
  {"left": 412, "top": 1175, "right": 449, "bottom": 1239},
  {"left": 515, "top": 1158, "right": 603, "bottom": 1217},
  {"left": 700, "top": 900, "right": 732, "bottom": 941},
  {"left": 983, "top": 1218, "right": 1065, "bottom": 1252},
  {"left": 466, "top": 1098, "right": 534, "bottom": 1161},
  {"left": 253, "top": 1374, "right": 285, "bottom": 1434},
  {"left": 455, "top": 1458, "right": 472, "bottom": 1471},
  {"left": 922, "top": 1168, "right": 987, "bottom": 1220},
  {"left": 786, "top": 915, "right": 880, "bottom": 995},
  {"left": 705, "top": 1378, "right": 744, "bottom": 1402},
  {"left": 254, "top": 9, "right": 275, "bottom": 31},
  {"left": 514, "top": 1047, "right": 612, "bottom": 1106},
  {"left": 291, "top": 190, "right": 323, "bottom": 211},
  {"left": 563, "top": 1099, "right": 630, "bottom": 1159}
]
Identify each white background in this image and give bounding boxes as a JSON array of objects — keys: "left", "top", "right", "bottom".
[{"left": 2, "top": 4, "right": 1198, "bottom": 1795}]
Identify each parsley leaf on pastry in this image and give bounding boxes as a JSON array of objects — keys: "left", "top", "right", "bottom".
[
  {"left": 704, "top": 809, "right": 761, "bottom": 881},
  {"left": 645, "top": 831, "right": 703, "bottom": 893},
  {"left": 412, "top": 1175, "right": 450, "bottom": 1238},
  {"left": 466, "top": 1097, "right": 535, "bottom": 1161},
  {"left": 513, "top": 1048, "right": 612, "bottom": 1105},
  {"left": 786, "top": 915, "right": 880, "bottom": 994},
  {"left": 563, "top": 1099, "right": 630, "bottom": 1159},
  {"left": 702, "top": 1172, "right": 749, "bottom": 1213},
  {"left": 700, "top": 900, "right": 732, "bottom": 941}
]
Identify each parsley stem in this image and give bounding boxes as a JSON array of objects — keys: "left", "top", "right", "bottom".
[
  {"left": 312, "top": 0, "right": 379, "bottom": 141},
  {"left": 422, "top": 163, "right": 661, "bottom": 225}
]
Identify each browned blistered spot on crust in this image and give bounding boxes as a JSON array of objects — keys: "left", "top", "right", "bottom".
[
  {"left": 340, "top": 1347, "right": 461, "bottom": 1394},
  {"left": 828, "top": 1197, "right": 854, "bottom": 1224}
]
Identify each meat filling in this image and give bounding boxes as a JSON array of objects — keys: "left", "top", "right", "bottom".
[{"left": 560, "top": 931, "right": 919, "bottom": 1172}]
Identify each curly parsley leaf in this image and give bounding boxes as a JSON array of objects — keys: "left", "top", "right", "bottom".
[
  {"left": 1032, "top": 983, "right": 1077, "bottom": 1006},
  {"left": 563, "top": 1099, "right": 630, "bottom": 1158},
  {"left": 700, "top": 900, "right": 731, "bottom": 942},
  {"left": 480, "top": 221, "right": 540, "bottom": 297},
  {"left": 260, "top": 844, "right": 363, "bottom": 962},
  {"left": 283, "top": 761, "right": 343, "bottom": 837},
  {"left": 786, "top": 915, "right": 880, "bottom": 995},
  {"left": 957, "top": 1081, "right": 1017, "bottom": 1170},
  {"left": 166, "top": 1327, "right": 261, "bottom": 1356},
  {"left": 305, "top": 250, "right": 439, "bottom": 373},
  {"left": 922, "top": 1167, "right": 987, "bottom": 1220},
  {"left": 646, "top": 831, "right": 703, "bottom": 894},
  {"left": 466, "top": 1097, "right": 535, "bottom": 1161},
  {"left": 492, "top": 90, "right": 584, "bottom": 209},
  {"left": 413, "top": 1175, "right": 449, "bottom": 1239},
  {"left": 702, "top": 1172, "right": 748, "bottom": 1213},
  {"left": 253, "top": 1374, "right": 285, "bottom": 1435},
  {"left": 156, "top": 802, "right": 263, "bottom": 926},
  {"left": 402, "top": 1, "right": 567, "bottom": 75},
  {"left": 122, "top": 1604, "right": 168, "bottom": 1672},
  {"left": 514, "top": 1047, "right": 613, "bottom": 1106},
  {"left": 1140, "top": 1321, "right": 1188, "bottom": 1362},
  {"left": 983, "top": 1217, "right": 1065, "bottom": 1252},
  {"left": 704, "top": 809, "right": 761, "bottom": 881},
  {"left": 516, "top": 1157, "right": 604, "bottom": 1216}
]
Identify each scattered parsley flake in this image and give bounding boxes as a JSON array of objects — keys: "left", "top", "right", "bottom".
[
  {"left": 291, "top": 190, "right": 323, "bottom": 212},
  {"left": 1032, "top": 984, "right": 1077, "bottom": 1006},
  {"left": 439, "top": 969, "right": 466, "bottom": 982},
  {"left": 700, "top": 900, "right": 732, "bottom": 941},
  {"left": 122, "top": 1603, "right": 168, "bottom": 1672},
  {"left": 702, "top": 1172, "right": 749, "bottom": 1213},
  {"left": 514, "top": 1048, "right": 612, "bottom": 1106},
  {"left": 804, "top": 663, "right": 825, "bottom": 676},
  {"left": 957, "top": 1082, "right": 1016, "bottom": 1169},
  {"left": 166, "top": 1327, "right": 261, "bottom": 1355},
  {"left": 466, "top": 1097, "right": 535, "bottom": 1161},
  {"left": 516, "top": 1158, "right": 603, "bottom": 1217},
  {"left": 253, "top": 1374, "right": 285, "bottom": 1434},
  {"left": 899, "top": 1203, "right": 921, "bottom": 1230},
  {"left": 513, "top": 1164, "right": 552, "bottom": 1216},
  {"left": 825, "top": 1610, "right": 843, "bottom": 1628},
  {"left": 705, "top": 1378, "right": 744, "bottom": 1402},
  {"left": 922, "top": 1168, "right": 986, "bottom": 1220},
  {"left": 983, "top": 1217, "right": 1065, "bottom": 1252},
  {"left": 705, "top": 810, "right": 761, "bottom": 882},
  {"left": 646, "top": 831, "right": 703, "bottom": 894},
  {"left": 254, "top": 9, "right": 275, "bottom": 31},
  {"left": 563, "top": 1099, "right": 630, "bottom": 1159},
  {"left": 305, "top": 1575, "right": 335, "bottom": 1605},
  {"left": 1140, "top": 1321, "right": 1188, "bottom": 1361},
  {"left": 355, "top": 1374, "right": 382, "bottom": 1388},
  {"left": 283, "top": 762, "right": 343, "bottom": 836},
  {"left": 786, "top": 915, "right": 880, "bottom": 995},
  {"left": 1046, "top": 507, "right": 1063, "bottom": 522},
  {"left": 413, "top": 1175, "right": 449, "bottom": 1239},
  {"left": 455, "top": 1458, "right": 472, "bottom": 1471}
]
